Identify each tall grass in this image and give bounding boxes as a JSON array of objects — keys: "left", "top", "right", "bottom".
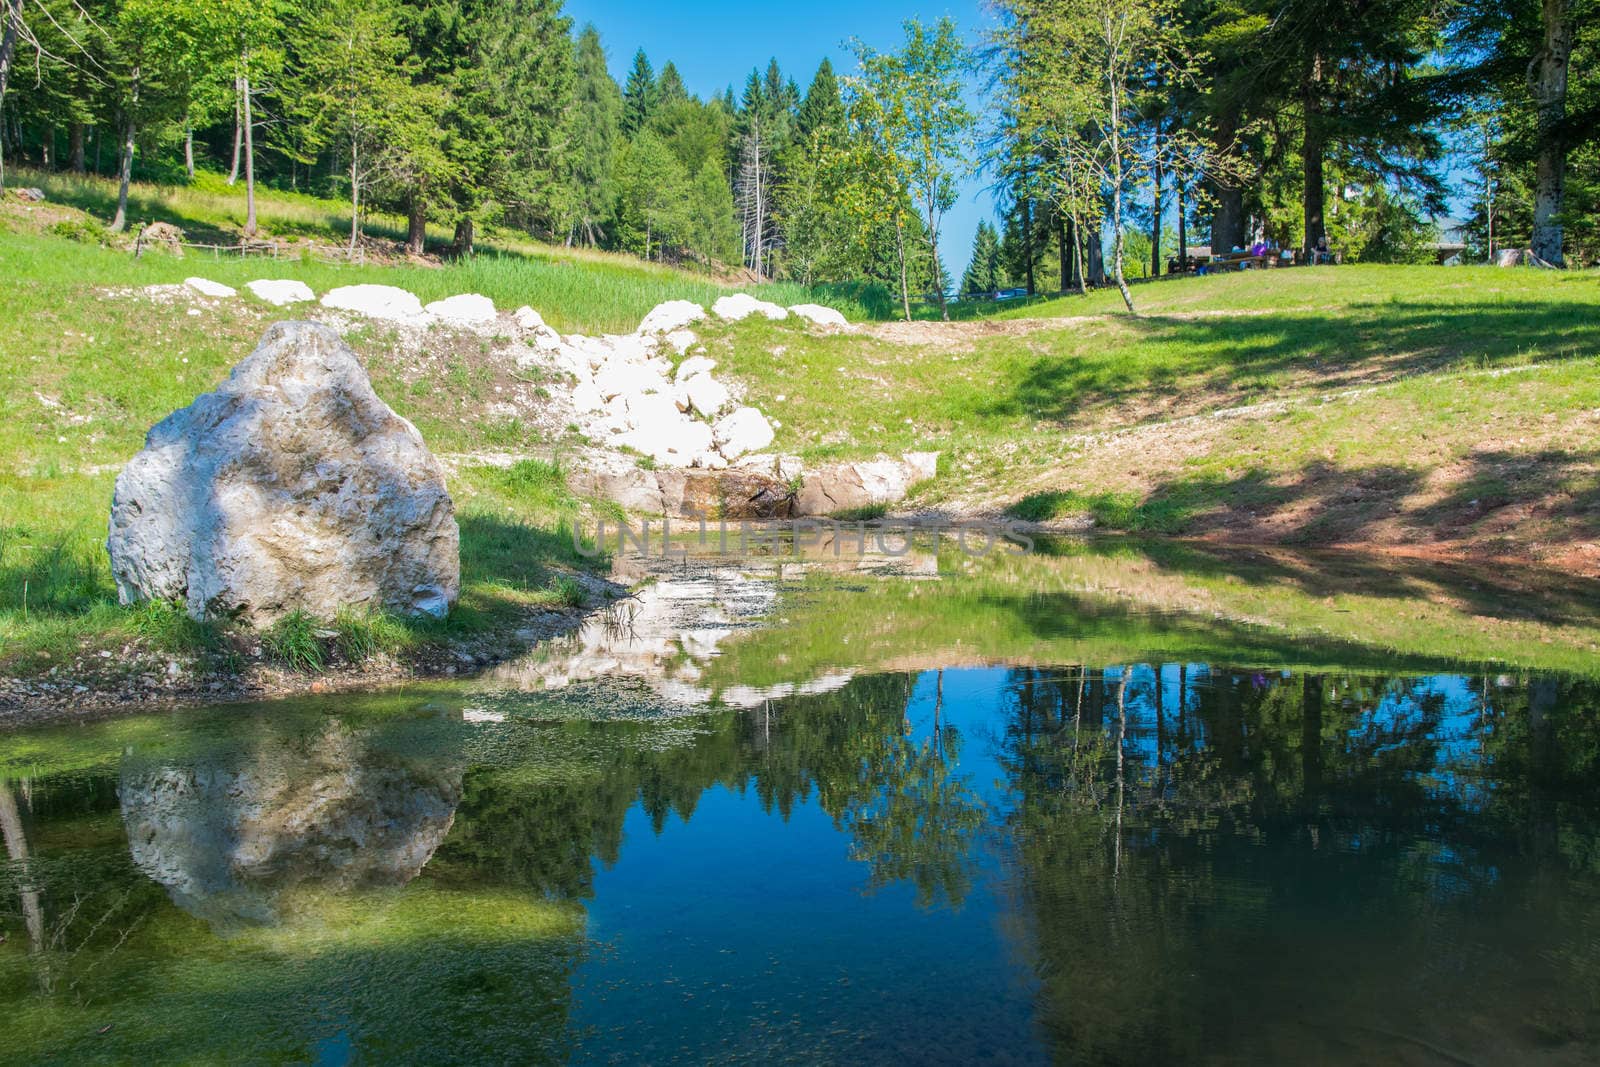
[{"left": 4, "top": 166, "right": 885, "bottom": 330}]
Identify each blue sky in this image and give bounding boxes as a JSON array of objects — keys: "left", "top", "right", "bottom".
[{"left": 563, "top": 0, "right": 1001, "bottom": 282}]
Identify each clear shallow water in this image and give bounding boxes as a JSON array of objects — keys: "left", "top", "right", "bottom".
[{"left": 4, "top": 545, "right": 1600, "bottom": 1065}]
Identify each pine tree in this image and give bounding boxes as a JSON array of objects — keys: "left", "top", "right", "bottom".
[
  {"left": 960, "top": 220, "right": 1002, "bottom": 296},
  {"left": 656, "top": 61, "right": 688, "bottom": 108},
  {"left": 621, "top": 48, "right": 656, "bottom": 135},
  {"left": 479, "top": 0, "right": 575, "bottom": 238},
  {"left": 796, "top": 59, "right": 845, "bottom": 140},
  {"left": 562, "top": 24, "right": 620, "bottom": 245}
]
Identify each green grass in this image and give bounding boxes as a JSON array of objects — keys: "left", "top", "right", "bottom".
[
  {"left": 262, "top": 610, "right": 326, "bottom": 672},
  {"left": 4, "top": 166, "right": 881, "bottom": 332},
  {"left": 699, "top": 264, "right": 1600, "bottom": 565},
  {"left": 701, "top": 537, "right": 1600, "bottom": 689},
  {"left": 4, "top": 172, "right": 1600, "bottom": 681}
]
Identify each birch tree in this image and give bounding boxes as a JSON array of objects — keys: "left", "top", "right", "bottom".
[
  {"left": 848, "top": 18, "right": 973, "bottom": 321},
  {"left": 998, "top": 0, "right": 1209, "bottom": 313}
]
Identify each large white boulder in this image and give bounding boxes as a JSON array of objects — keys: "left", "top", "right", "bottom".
[
  {"left": 713, "top": 293, "right": 788, "bottom": 321},
  {"left": 108, "top": 321, "right": 459, "bottom": 623},
  {"left": 637, "top": 300, "right": 705, "bottom": 334},
  {"left": 320, "top": 284, "right": 427, "bottom": 323},
  {"left": 713, "top": 406, "right": 775, "bottom": 458},
  {"left": 424, "top": 293, "right": 497, "bottom": 326},
  {"left": 681, "top": 373, "right": 730, "bottom": 418},
  {"left": 663, "top": 329, "right": 697, "bottom": 355},
  {"left": 788, "top": 303, "right": 849, "bottom": 328},
  {"left": 244, "top": 279, "right": 315, "bottom": 306},
  {"left": 512, "top": 305, "right": 545, "bottom": 330},
  {"left": 184, "top": 277, "right": 237, "bottom": 299}
]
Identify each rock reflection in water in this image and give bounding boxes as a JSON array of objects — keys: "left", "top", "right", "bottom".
[
  {"left": 482, "top": 553, "right": 940, "bottom": 708},
  {"left": 119, "top": 718, "right": 464, "bottom": 929}
]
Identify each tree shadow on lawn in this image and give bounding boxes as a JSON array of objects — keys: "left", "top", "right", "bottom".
[
  {"left": 1015, "top": 450, "right": 1600, "bottom": 627},
  {"left": 1013, "top": 460, "right": 1424, "bottom": 543},
  {"left": 445, "top": 512, "right": 602, "bottom": 625},
  {"left": 14, "top": 167, "right": 401, "bottom": 247},
  {"left": 992, "top": 299, "right": 1600, "bottom": 427}
]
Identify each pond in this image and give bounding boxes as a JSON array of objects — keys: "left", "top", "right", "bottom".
[{"left": 3, "top": 539, "right": 1600, "bottom": 1064}]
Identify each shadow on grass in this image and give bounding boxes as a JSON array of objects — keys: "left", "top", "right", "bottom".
[
  {"left": 1011, "top": 462, "right": 1425, "bottom": 539},
  {"left": 990, "top": 300, "right": 1600, "bottom": 427}
]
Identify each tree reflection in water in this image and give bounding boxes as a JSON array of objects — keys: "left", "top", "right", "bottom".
[{"left": 1, "top": 664, "right": 1598, "bottom": 1062}]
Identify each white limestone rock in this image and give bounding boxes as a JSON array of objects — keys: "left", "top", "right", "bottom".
[
  {"left": 593, "top": 362, "right": 637, "bottom": 402},
  {"left": 107, "top": 321, "right": 459, "bottom": 623},
  {"left": 618, "top": 399, "right": 714, "bottom": 466},
  {"left": 320, "top": 284, "right": 427, "bottom": 323},
  {"left": 681, "top": 373, "right": 730, "bottom": 418},
  {"left": 788, "top": 303, "right": 849, "bottom": 328},
  {"left": 674, "top": 355, "right": 716, "bottom": 381},
  {"left": 712, "top": 406, "right": 775, "bottom": 458},
  {"left": 637, "top": 300, "right": 705, "bottom": 334},
  {"left": 424, "top": 293, "right": 497, "bottom": 327},
  {"left": 244, "top": 279, "right": 315, "bottom": 306},
  {"left": 184, "top": 277, "right": 237, "bottom": 299},
  {"left": 712, "top": 293, "right": 788, "bottom": 321},
  {"left": 663, "top": 329, "right": 696, "bottom": 355},
  {"left": 571, "top": 381, "right": 605, "bottom": 414},
  {"left": 512, "top": 305, "right": 545, "bottom": 330}
]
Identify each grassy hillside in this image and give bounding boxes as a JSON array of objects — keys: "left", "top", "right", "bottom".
[
  {"left": 4, "top": 167, "right": 871, "bottom": 332},
  {"left": 3, "top": 171, "right": 1598, "bottom": 692},
  {"left": 704, "top": 263, "right": 1600, "bottom": 571}
]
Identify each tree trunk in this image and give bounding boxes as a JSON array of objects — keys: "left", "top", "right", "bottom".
[
  {"left": 1302, "top": 54, "right": 1326, "bottom": 259},
  {"left": 1208, "top": 110, "right": 1244, "bottom": 252},
  {"left": 226, "top": 78, "right": 241, "bottom": 185},
  {"left": 1151, "top": 125, "right": 1163, "bottom": 277},
  {"left": 929, "top": 223, "right": 949, "bottom": 321},
  {"left": 1070, "top": 215, "right": 1085, "bottom": 294},
  {"left": 1021, "top": 194, "right": 1035, "bottom": 295},
  {"left": 0, "top": 784, "right": 47, "bottom": 974},
  {"left": 456, "top": 217, "right": 474, "bottom": 257},
  {"left": 241, "top": 63, "right": 257, "bottom": 239},
  {"left": 183, "top": 121, "right": 194, "bottom": 179},
  {"left": 40, "top": 123, "right": 52, "bottom": 169},
  {"left": 0, "top": 0, "right": 19, "bottom": 192},
  {"left": 1177, "top": 173, "right": 1187, "bottom": 267},
  {"left": 406, "top": 190, "right": 426, "bottom": 254},
  {"left": 0, "top": 0, "right": 19, "bottom": 116},
  {"left": 1529, "top": 0, "right": 1572, "bottom": 265},
  {"left": 1301, "top": 674, "right": 1324, "bottom": 813},
  {"left": 1111, "top": 171, "right": 1136, "bottom": 312},
  {"left": 895, "top": 217, "right": 911, "bottom": 322},
  {"left": 1086, "top": 222, "right": 1104, "bottom": 288},
  {"left": 348, "top": 146, "right": 360, "bottom": 251},
  {"left": 1057, "top": 211, "right": 1069, "bottom": 292},
  {"left": 109, "top": 77, "right": 138, "bottom": 233},
  {"left": 69, "top": 121, "right": 84, "bottom": 173}
]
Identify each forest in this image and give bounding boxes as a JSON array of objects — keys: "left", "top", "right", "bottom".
[{"left": 0, "top": 0, "right": 1594, "bottom": 314}]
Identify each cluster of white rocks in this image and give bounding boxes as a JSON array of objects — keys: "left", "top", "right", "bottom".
[
  {"left": 167, "top": 277, "right": 850, "bottom": 470},
  {"left": 542, "top": 323, "right": 774, "bottom": 469}
]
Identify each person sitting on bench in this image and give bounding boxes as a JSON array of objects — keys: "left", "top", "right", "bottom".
[{"left": 1310, "top": 235, "right": 1334, "bottom": 265}]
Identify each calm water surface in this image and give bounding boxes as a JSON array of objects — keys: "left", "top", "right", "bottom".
[{"left": 3, "top": 544, "right": 1600, "bottom": 1064}]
